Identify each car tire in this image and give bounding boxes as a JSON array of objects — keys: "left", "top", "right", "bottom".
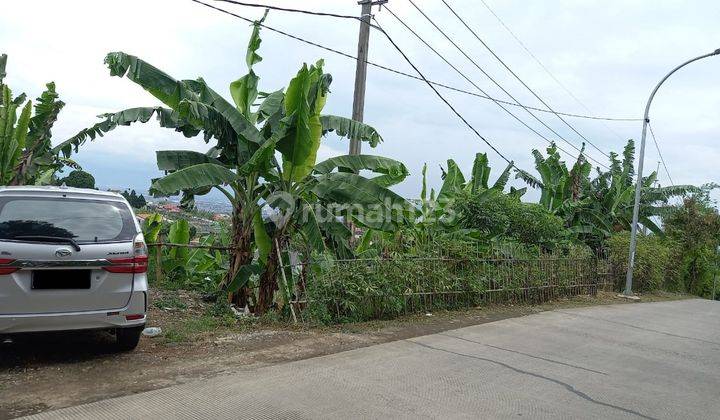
[{"left": 115, "top": 325, "right": 144, "bottom": 352}]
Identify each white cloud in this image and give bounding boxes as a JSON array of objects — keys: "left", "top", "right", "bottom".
[{"left": 2, "top": 0, "right": 719, "bottom": 202}]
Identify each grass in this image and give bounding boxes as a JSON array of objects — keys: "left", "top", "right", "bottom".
[
  {"left": 152, "top": 295, "right": 188, "bottom": 311},
  {"left": 161, "top": 302, "right": 238, "bottom": 344},
  {"left": 151, "top": 288, "right": 695, "bottom": 345}
]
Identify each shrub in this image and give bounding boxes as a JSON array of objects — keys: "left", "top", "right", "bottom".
[
  {"left": 304, "top": 239, "right": 598, "bottom": 324},
  {"left": 58, "top": 170, "right": 95, "bottom": 189},
  {"left": 607, "top": 232, "right": 675, "bottom": 292},
  {"left": 663, "top": 196, "right": 720, "bottom": 297},
  {"left": 455, "top": 190, "right": 510, "bottom": 237},
  {"left": 456, "top": 190, "right": 566, "bottom": 248},
  {"left": 506, "top": 202, "right": 565, "bottom": 248}
]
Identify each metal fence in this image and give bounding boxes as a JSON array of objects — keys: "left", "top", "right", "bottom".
[
  {"left": 147, "top": 242, "right": 614, "bottom": 322},
  {"left": 287, "top": 256, "right": 613, "bottom": 323}
]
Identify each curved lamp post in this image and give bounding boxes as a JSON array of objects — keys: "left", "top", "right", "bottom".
[{"left": 624, "top": 48, "right": 720, "bottom": 297}]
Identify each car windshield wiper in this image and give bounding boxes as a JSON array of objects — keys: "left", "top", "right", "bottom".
[{"left": 11, "top": 235, "right": 82, "bottom": 251}]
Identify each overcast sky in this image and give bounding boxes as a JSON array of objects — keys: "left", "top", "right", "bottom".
[{"left": 2, "top": 0, "right": 719, "bottom": 203}]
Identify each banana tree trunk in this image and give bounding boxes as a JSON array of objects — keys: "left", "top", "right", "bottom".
[
  {"left": 226, "top": 205, "right": 253, "bottom": 307},
  {"left": 9, "top": 152, "right": 32, "bottom": 186},
  {"left": 256, "top": 235, "right": 286, "bottom": 315}
]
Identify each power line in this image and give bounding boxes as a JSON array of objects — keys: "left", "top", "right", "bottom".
[
  {"left": 212, "top": 0, "right": 360, "bottom": 20},
  {"left": 203, "top": 0, "right": 639, "bottom": 122},
  {"left": 196, "top": 0, "right": 612, "bottom": 175},
  {"left": 193, "top": 0, "right": 541, "bottom": 178},
  {"left": 647, "top": 122, "right": 674, "bottom": 186},
  {"left": 476, "top": 0, "right": 631, "bottom": 144},
  {"left": 479, "top": 0, "right": 584, "bottom": 109},
  {"left": 382, "top": 5, "right": 601, "bottom": 167},
  {"left": 440, "top": 0, "right": 610, "bottom": 159},
  {"left": 403, "top": 0, "right": 608, "bottom": 168}
]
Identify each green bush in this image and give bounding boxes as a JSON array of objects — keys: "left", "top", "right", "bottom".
[
  {"left": 455, "top": 190, "right": 566, "bottom": 248},
  {"left": 304, "top": 241, "right": 598, "bottom": 324},
  {"left": 607, "top": 232, "right": 675, "bottom": 292},
  {"left": 455, "top": 190, "right": 510, "bottom": 237},
  {"left": 506, "top": 202, "right": 565, "bottom": 248},
  {"left": 58, "top": 170, "right": 95, "bottom": 189},
  {"left": 663, "top": 196, "right": 720, "bottom": 298}
]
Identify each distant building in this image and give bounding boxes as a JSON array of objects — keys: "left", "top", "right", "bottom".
[{"left": 161, "top": 203, "right": 181, "bottom": 213}]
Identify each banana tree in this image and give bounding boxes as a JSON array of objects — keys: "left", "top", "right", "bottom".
[
  {"left": 356, "top": 153, "right": 522, "bottom": 253},
  {"left": 0, "top": 54, "right": 86, "bottom": 185},
  {"left": 516, "top": 140, "right": 698, "bottom": 248},
  {"left": 431, "top": 153, "right": 522, "bottom": 225},
  {"left": 151, "top": 59, "right": 411, "bottom": 313},
  {"left": 588, "top": 141, "right": 698, "bottom": 235},
  {"left": 73, "top": 16, "right": 408, "bottom": 313}
]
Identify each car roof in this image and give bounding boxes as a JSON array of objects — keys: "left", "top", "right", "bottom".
[{"left": 0, "top": 186, "right": 126, "bottom": 201}]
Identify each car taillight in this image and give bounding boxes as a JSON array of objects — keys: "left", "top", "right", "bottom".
[
  {"left": 0, "top": 258, "right": 19, "bottom": 275},
  {"left": 103, "top": 236, "right": 148, "bottom": 274}
]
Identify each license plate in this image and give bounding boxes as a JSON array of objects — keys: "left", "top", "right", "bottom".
[{"left": 32, "top": 270, "right": 91, "bottom": 290}]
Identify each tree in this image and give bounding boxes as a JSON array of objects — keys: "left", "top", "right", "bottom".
[
  {"left": 516, "top": 141, "right": 698, "bottom": 249},
  {"left": 58, "top": 170, "right": 95, "bottom": 188},
  {"left": 663, "top": 189, "right": 720, "bottom": 296},
  {"left": 75, "top": 15, "right": 409, "bottom": 313},
  {"left": 0, "top": 54, "right": 100, "bottom": 186},
  {"left": 121, "top": 189, "right": 147, "bottom": 209}
]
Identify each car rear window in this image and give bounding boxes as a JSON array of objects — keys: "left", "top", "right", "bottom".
[{"left": 0, "top": 197, "right": 137, "bottom": 244}]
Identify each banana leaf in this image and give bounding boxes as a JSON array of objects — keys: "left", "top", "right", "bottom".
[
  {"left": 156, "top": 150, "right": 223, "bottom": 171},
  {"left": 297, "top": 199, "right": 325, "bottom": 254},
  {"left": 313, "top": 154, "right": 408, "bottom": 180},
  {"left": 438, "top": 159, "right": 466, "bottom": 202},
  {"left": 167, "top": 219, "right": 190, "bottom": 261},
  {"left": 226, "top": 263, "right": 263, "bottom": 293},
  {"left": 311, "top": 172, "right": 413, "bottom": 231},
  {"left": 469, "top": 153, "right": 490, "bottom": 192},
  {"left": 104, "top": 52, "right": 195, "bottom": 110},
  {"left": 183, "top": 79, "right": 263, "bottom": 145},
  {"left": 151, "top": 163, "right": 238, "bottom": 196},
  {"left": 492, "top": 161, "right": 514, "bottom": 191},
  {"left": 276, "top": 61, "right": 329, "bottom": 181},
  {"left": 253, "top": 211, "right": 271, "bottom": 264},
  {"left": 54, "top": 107, "right": 195, "bottom": 158},
  {"left": 320, "top": 115, "right": 383, "bottom": 147},
  {"left": 257, "top": 89, "right": 284, "bottom": 124},
  {"left": 229, "top": 10, "right": 267, "bottom": 120}
]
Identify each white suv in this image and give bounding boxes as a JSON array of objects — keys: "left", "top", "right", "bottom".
[{"left": 0, "top": 186, "right": 148, "bottom": 351}]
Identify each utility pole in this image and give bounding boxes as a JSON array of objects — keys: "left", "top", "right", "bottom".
[{"left": 349, "top": 0, "right": 387, "bottom": 156}]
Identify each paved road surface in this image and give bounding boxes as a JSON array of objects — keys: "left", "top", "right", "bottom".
[{"left": 26, "top": 299, "right": 720, "bottom": 419}]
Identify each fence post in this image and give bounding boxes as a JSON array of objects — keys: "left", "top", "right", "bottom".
[
  {"left": 154, "top": 243, "right": 163, "bottom": 283},
  {"left": 276, "top": 238, "right": 298, "bottom": 324}
]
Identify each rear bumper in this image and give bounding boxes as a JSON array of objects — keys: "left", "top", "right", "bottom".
[{"left": 0, "top": 290, "right": 147, "bottom": 334}]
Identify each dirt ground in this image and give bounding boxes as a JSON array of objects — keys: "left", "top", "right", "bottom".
[{"left": 0, "top": 290, "right": 689, "bottom": 419}]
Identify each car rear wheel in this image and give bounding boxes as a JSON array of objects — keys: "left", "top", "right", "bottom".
[{"left": 115, "top": 325, "right": 144, "bottom": 352}]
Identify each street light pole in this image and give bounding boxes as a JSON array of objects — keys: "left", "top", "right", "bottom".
[{"left": 624, "top": 48, "right": 720, "bottom": 297}]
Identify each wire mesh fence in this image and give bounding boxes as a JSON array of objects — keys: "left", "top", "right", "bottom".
[
  {"left": 146, "top": 242, "right": 613, "bottom": 323},
  {"left": 287, "top": 255, "right": 612, "bottom": 323}
]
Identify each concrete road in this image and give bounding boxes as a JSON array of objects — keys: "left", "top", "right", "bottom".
[{"left": 26, "top": 299, "right": 720, "bottom": 419}]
